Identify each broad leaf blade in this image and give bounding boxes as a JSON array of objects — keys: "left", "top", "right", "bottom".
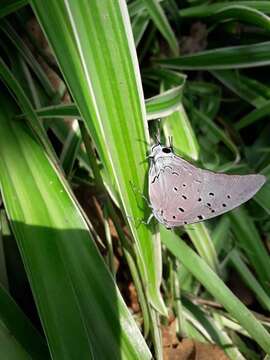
[
  {"left": 0, "top": 284, "right": 49, "bottom": 359},
  {"left": 0, "top": 95, "right": 151, "bottom": 360},
  {"left": 30, "top": 0, "right": 166, "bottom": 314}
]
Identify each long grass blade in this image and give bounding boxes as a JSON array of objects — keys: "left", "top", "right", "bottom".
[
  {"left": 157, "top": 42, "right": 270, "bottom": 70},
  {"left": 30, "top": 0, "right": 166, "bottom": 314},
  {"left": 142, "top": 0, "right": 179, "bottom": 55},
  {"left": 0, "top": 94, "right": 152, "bottom": 359},
  {"left": 160, "top": 226, "right": 270, "bottom": 354}
]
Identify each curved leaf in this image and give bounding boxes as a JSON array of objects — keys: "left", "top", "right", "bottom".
[{"left": 157, "top": 42, "right": 270, "bottom": 70}]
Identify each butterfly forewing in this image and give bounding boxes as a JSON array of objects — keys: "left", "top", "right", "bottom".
[
  {"left": 148, "top": 144, "right": 266, "bottom": 228},
  {"left": 149, "top": 154, "right": 203, "bottom": 226}
]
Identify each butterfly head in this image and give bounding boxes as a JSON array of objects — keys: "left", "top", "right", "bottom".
[{"left": 149, "top": 143, "right": 174, "bottom": 162}]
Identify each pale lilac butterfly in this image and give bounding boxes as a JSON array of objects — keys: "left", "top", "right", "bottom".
[{"left": 148, "top": 142, "right": 266, "bottom": 229}]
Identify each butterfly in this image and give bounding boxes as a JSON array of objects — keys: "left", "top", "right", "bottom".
[{"left": 148, "top": 143, "right": 266, "bottom": 229}]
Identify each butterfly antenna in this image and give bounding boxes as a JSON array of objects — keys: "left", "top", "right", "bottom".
[
  {"left": 129, "top": 181, "right": 152, "bottom": 208},
  {"left": 153, "top": 134, "right": 159, "bottom": 144},
  {"left": 153, "top": 128, "right": 161, "bottom": 145},
  {"left": 169, "top": 135, "right": 174, "bottom": 150}
]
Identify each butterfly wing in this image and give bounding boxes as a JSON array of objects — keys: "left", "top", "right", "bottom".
[{"left": 149, "top": 154, "right": 266, "bottom": 228}]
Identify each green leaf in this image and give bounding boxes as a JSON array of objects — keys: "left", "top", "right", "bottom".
[
  {"left": 0, "top": 95, "right": 152, "bottom": 360},
  {"left": 131, "top": 10, "right": 150, "bottom": 47},
  {"left": 129, "top": 0, "right": 148, "bottom": 17},
  {"left": 211, "top": 216, "right": 231, "bottom": 255},
  {"left": 180, "top": 2, "right": 270, "bottom": 18},
  {"left": 30, "top": 0, "right": 166, "bottom": 314},
  {"left": 146, "top": 83, "right": 185, "bottom": 120},
  {"left": 0, "top": 19, "right": 56, "bottom": 98},
  {"left": 255, "top": 166, "right": 270, "bottom": 214},
  {"left": 186, "top": 100, "right": 240, "bottom": 162},
  {"left": 0, "top": 213, "right": 9, "bottom": 290},
  {"left": 23, "top": 84, "right": 186, "bottom": 121},
  {"left": 0, "top": 0, "right": 27, "bottom": 18},
  {"left": 235, "top": 100, "right": 270, "bottom": 130},
  {"left": 59, "top": 120, "right": 82, "bottom": 178},
  {"left": 0, "top": 58, "right": 57, "bottom": 163},
  {"left": 186, "top": 81, "right": 222, "bottom": 120},
  {"left": 185, "top": 223, "right": 219, "bottom": 271},
  {"left": 211, "top": 5, "right": 270, "bottom": 32},
  {"left": 25, "top": 103, "right": 80, "bottom": 119},
  {"left": 162, "top": 103, "right": 199, "bottom": 161},
  {"left": 143, "top": 68, "right": 186, "bottom": 88},
  {"left": 229, "top": 249, "right": 270, "bottom": 311},
  {"left": 142, "top": 0, "right": 179, "bottom": 55},
  {"left": 181, "top": 4, "right": 270, "bottom": 33},
  {"left": 0, "top": 284, "right": 49, "bottom": 359},
  {"left": 143, "top": 69, "right": 200, "bottom": 160},
  {"left": 160, "top": 226, "right": 270, "bottom": 354},
  {"left": 183, "top": 298, "right": 246, "bottom": 359},
  {"left": 157, "top": 42, "right": 270, "bottom": 70},
  {"left": 229, "top": 207, "right": 270, "bottom": 291},
  {"left": 211, "top": 70, "right": 268, "bottom": 107}
]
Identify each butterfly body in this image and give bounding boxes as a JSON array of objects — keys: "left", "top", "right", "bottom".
[{"left": 148, "top": 144, "right": 266, "bottom": 228}]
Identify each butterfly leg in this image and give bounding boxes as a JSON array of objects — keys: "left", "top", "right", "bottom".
[
  {"left": 133, "top": 212, "right": 154, "bottom": 226},
  {"left": 129, "top": 181, "right": 153, "bottom": 209},
  {"left": 126, "top": 213, "right": 155, "bottom": 229},
  {"left": 146, "top": 213, "right": 154, "bottom": 225}
]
